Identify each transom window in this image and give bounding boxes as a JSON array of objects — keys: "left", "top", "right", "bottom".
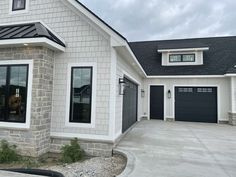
[
  {"left": 0, "top": 65, "right": 28, "bottom": 123},
  {"left": 169, "top": 54, "right": 195, "bottom": 63},
  {"left": 69, "top": 67, "right": 93, "bottom": 124},
  {"left": 12, "top": 0, "right": 26, "bottom": 11}
]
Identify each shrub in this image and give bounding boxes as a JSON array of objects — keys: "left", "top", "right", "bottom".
[
  {"left": 61, "top": 138, "right": 84, "bottom": 163},
  {"left": 0, "top": 140, "right": 19, "bottom": 163}
]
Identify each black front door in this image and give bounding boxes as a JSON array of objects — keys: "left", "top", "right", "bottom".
[
  {"left": 175, "top": 87, "right": 217, "bottom": 123},
  {"left": 150, "top": 86, "right": 164, "bottom": 120},
  {"left": 122, "top": 78, "right": 138, "bottom": 133}
]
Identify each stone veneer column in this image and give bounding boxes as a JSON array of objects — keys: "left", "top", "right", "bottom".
[
  {"left": 0, "top": 47, "right": 54, "bottom": 157},
  {"left": 31, "top": 48, "right": 54, "bottom": 156}
]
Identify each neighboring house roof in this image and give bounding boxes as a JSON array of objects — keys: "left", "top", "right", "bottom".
[
  {"left": 0, "top": 22, "right": 65, "bottom": 47},
  {"left": 129, "top": 36, "right": 236, "bottom": 76}
]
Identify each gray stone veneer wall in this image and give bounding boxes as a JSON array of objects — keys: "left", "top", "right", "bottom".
[
  {"left": 50, "top": 137, "right": 113, "bottom": 157},
  {"left": 229, "top": 112, "right": 236, "bottom": 126},
  {"left": 0, "top": 47, "right": 54, "bottom": 157}
]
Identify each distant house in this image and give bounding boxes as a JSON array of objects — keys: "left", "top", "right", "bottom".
[{"left": 0, "top": 0, "right": 235, "bottom": 157}]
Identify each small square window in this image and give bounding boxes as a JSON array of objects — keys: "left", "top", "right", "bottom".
[
  {"left": 182, "top": 54, "right": 195, "bottom": 62},
  {"left": 12, "top": 0, "right": 26, "bottom": 11},
  {"left": 169, "top": 55, "right": 181, "bottom": 62}
]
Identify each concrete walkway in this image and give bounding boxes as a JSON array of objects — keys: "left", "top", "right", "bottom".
[{"left": 116, "top": 120, "right": 236, "bottom": 177}]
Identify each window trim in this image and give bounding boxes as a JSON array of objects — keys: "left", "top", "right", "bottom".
[
  {"left": 12, "top": 0, "right": 26, "bottom": 11},
  {"left": 0, "top": 64, "right": 28, "bottom": 123},
  {"left": 65, "top": 63, "right": 97, "bottom": 128},
  {"left": 169, "top": 53, "right": 195, "bottom": 63},
  {"left": 69, "top": 66, "right": 93, "bottom": 124},
  {"left": 0, "top": 60, "right": 33, "bottom": 129},
  {"left": 9, "top": 0, "right": 29, "bottom": 15}
]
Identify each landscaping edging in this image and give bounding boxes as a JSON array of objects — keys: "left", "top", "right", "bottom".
[{"left": 113, "top": 149, "right": 136, "bottom": 177}]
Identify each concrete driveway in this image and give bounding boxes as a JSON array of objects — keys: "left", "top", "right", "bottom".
[{"left": 116, "top": 120, "right": 236, "bottom": 177}]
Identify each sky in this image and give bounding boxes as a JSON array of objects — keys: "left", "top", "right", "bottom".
[{"left": 79, "top": 0, "right": 236, "bottom": 42}]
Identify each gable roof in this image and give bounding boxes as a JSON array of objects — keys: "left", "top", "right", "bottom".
[
  {"left": 129, "top": 36, "right": 236, "bottom": 76},
  {"left": 0, "top": 22, "right": 65, "bottom": 47},
  {"left": 75, "top": 0, "right": 127, "bottom": 41}
]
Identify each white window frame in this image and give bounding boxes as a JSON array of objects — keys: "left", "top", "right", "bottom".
[
  {"left": 9, "top": 0, "right": 29, "bottom": 15},
  {"left": 0, "top": 60, "right": 33, "bottom": 129},
  {"left": 65, "top": 63, "right": 97, "bottom": 128},
  {"left": 166, "top": 51, "right": 199, "bottom": 66}
]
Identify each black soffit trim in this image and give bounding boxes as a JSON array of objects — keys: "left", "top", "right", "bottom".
[{"left": 0, "top": 22, "right": 66, "bottom": 47}]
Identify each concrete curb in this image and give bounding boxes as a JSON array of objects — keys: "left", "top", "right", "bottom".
[{"left": 113, "top": 148, "right": 136, "bottom": 177}]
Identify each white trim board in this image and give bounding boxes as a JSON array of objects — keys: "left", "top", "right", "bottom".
[
  {"left": 9, "top": 0, "right": 29, "bottom": 15},
  {"left": 158, "top": 47, "right": 209, "bottom": 52},
  {"left": 65, "top": 62, "right": 97, "bottom": 128},
  {"left": 0, "top": 38, "right": 65, "bottom": 52},
  {"left": 147, "top": 75, "right": 225, "bottom": 79},
  {"left": 0, "top": 59, "right": 33, "bottom": 129}
]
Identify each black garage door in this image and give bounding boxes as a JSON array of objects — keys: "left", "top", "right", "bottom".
[
  {"left": 122, "top": 78, "right": 138, "bottom": 133},
  {"left": 175, "top": 87, "right": 217, "bottom": 123}
]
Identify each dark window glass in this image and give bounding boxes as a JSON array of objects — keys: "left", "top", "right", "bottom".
[
  {"left": 12, "top": 0, "right": 26, "bottom": 11},
  {"left": 0, "top": 65, "right": 28, "bottom": 123},
  {"left": 0, "top": 67, "right": 7, "bottom": 121},
  {"left": 70, "top": 67, "right": 92, "bottom": 123},
  {"left": 169, "top": 54, "right": 181, "bottom": 62},
  {"left": 169, "top": 54, "right": 195, "bottom": 63}
]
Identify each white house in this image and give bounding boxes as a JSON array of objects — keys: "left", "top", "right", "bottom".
[{"left": 0, "top": 0, "right": 235, "bottom": 157}]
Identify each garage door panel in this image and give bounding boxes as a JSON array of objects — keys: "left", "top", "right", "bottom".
[
  {"left": 122, "top": 78, "right": 138, "bottom": 133},
  {"left": 175, "top": 87, "right": 217, "bottom": 123}
]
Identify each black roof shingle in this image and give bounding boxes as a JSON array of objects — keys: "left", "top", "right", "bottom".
[{"left": 129, "top": 36, "right": 236, "bottom": 76}]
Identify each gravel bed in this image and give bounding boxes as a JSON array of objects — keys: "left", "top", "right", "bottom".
[{"left": 43, "top": 154, "right": 127, "bottom": 177}]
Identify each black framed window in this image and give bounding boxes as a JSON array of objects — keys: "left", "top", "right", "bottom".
[
  {"left": 69, "top": 67, "right": 93, "bottom": 123},
  {"left": 0, "top": 65, "right": 28, "bottom": 123},
  {"left": 12, "top": 0, "right": 26, "bottom": 11},
  {"left": 169, "top": 54, "right": 195, "bottom": 62}
]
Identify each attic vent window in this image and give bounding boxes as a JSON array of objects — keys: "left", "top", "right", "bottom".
[
  {"left": 12, "top": 0, "right": 26, "bottom": 11},
  {"left": 169, "top": 54, "right": 195, "bottom": 63}
]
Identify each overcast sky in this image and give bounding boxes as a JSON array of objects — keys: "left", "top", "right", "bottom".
[{"left": 80, "top": 0, "right": 236, "bottom": 42}]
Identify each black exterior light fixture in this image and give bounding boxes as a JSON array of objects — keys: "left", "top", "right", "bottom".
[
  {"left": 168, "top": 90, "right": 171, "bottom": 99},
  {"left": 119, "top": 78, "right": 126, "bottom": 95},
  {"left": 141, "top": 89, "right": 145, "bottom": 97}
]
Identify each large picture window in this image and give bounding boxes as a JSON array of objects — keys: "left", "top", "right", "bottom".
[
  {"left": 69, "top": 67, "right": 93, "bottom": 124},
  {"left": 0, "top": 65, "right": 28, "bottom": 123},
  {"left": 12, "top": 0, "right": 26, "bottom": 11}
]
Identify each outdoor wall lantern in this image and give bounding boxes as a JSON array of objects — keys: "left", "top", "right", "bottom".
[
  {"left": 119, "top": 78, "right": 126, "bottom": 95},
  {"left": 141, "top": 89, "right": 145, "bottom": 97},
  {"left": 167, "top": 90, "right": 171, "bottom": 99}
]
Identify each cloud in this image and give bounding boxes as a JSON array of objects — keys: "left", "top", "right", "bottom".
[{"left": 79, "top": 0, "right": 236, "bottom": 41}]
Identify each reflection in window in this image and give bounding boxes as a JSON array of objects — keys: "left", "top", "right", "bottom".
[
  {"left": 0, "top": 67, "right": 7, "bottom": 121},
  {"left": 12, "top": 0, "right": 26, "bottom": 11},
  {"left": 70, "top": 67, "right": 92, "bottom": 123},
  {"left": 0, "top": 65, "right": 28, "bottom": 123}
]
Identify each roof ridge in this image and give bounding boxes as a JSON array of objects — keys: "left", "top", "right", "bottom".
[{"left": 129, "top": 35, "right": 236, "bottom": 44}]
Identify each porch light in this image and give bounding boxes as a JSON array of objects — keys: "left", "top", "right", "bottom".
[
  {"left": 141, "top": 89, "right": 145, "bottom": 97},
  {"left": 119, "top": 78, "right": 126, "bottom": 95},
  {"left": 168, "top": 90, "right": 171, "bottom": 99}
]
